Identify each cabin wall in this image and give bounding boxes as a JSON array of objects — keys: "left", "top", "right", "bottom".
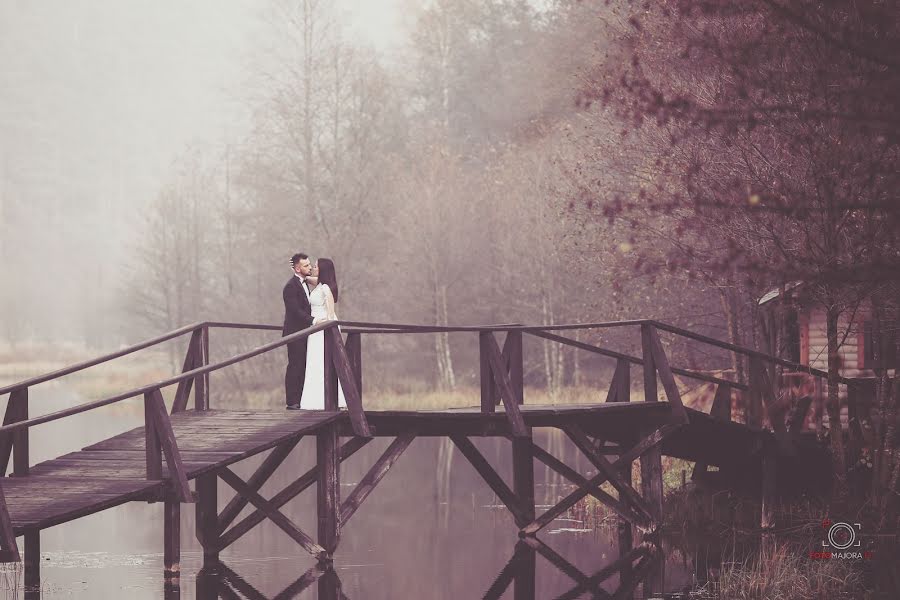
[{"left": 805, "top": 306, "right": 872, "bottom": 378}]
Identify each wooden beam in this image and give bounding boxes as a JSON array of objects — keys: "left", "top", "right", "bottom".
[
  {"left": 565, "top": 425, "right": 656, "bottom": 526},
  {"left": 164, "top": 496, "right": 180, "bottom": 578},
  {"left": 171, "top": 330, "right": 200, "bottom": 414},
  {"left": 23, "top": 530, "right": 39, "bottom": 589},
  {"left": 218, "top": 563, "right": 268, "bottom": 600},
  {"left": 317, "top": 423, "right": 340, "bottom": 557},
  {"left": 641, "top": 324, "right": 658, "bottom": 403},
  {"left": 323, "top": 330, "right": 339, "bottom": 411},
  {"left": 557, "top": 543, "right": 656, "bottom": 600},
  {"left": 512, "top": 436, "right": 535, "bottom": 524},
  {"left": 530, "top": 442, "right": 643, "bottom": 525},
  {"left": 480, "top": 332, "right": 497, "bottom": 412},
  {"left": 483, "top": 333, "right": 530, "bottom": 437},
  {"left": 605, "top": 359, "right": 630, "bottom": 404},
  {"left": 638, "top": 426, "right": 664, "bottom": 526},
  {"left": 217, "top": 437, "right": 371, "bottom": 551},
  {"left": 522, "top": 424, "right": 678, "bottom": 535},
  {"left": 145, "top": 389, "right": 192, "bottom": 502},
  {"left": 195, "top": 325, "right": 210, "bottom": 411},
  {"left": 609, "top": 359, "right": 634, "bottom": 562},
  {"left": 144, "top": 393, "right": 162, "bottom": 481},
  {"left": 344, "top": 332, "right": 363, "bottom": 398},
  {"left": 514, "top": 536, "right": 536, "bottom": 600},
  {"left": 646, "top": 326, "right": 689, "bottom": 424},
  {"left": 521, "top": 536, "right": 592, "bottom": 587},
  {"left": 341, "top": 433, "right": 414, "bottom": 525},
  {"left": 328, "top": 328, "right": 371, "bottom": 437},
  {"left": 483, "top": 542, "right": 533, "bottom": 600},
  {"left": 451, "top": 435, "right": 530, "bottom": 527},
  {"left": 272, "top": 564, "right": 330, "bottom": 600},
  {"left": 528, "top": 329, "right": 749, "bottom": 390},
  {"left": 0, "top": 480, "right": 18, "bottom": 562},
  {"left": 219, "top": 467, "right": 327, "bottom": 559},
  {"left": 195, "top": 472, "right": 219, "bottom": 567},
  {"left": 1, "top": 388, "right": 28, "bottom": 477},
  {"left": 218, "top": 438, "right": 301, "bottom": 533},
  {"left": 747, "top": 357, "right": 765, "bottom": 428},
  {"left": 494, "top": 332, "right": 524, "bottom": 407},
  {"left": 761, "top": 441, "right": 777, "bottom": 530},
  {"left": 756, "top": 360, "right": 786, "bottom": 433}
]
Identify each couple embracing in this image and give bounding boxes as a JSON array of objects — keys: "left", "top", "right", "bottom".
[{"left": 282, "top": 253, "right": 347, "bottom": 410}]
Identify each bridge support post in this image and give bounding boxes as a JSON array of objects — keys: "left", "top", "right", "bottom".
[
  {"left": 196, "top": 473, "right": 219, "bottom": 567},
  {"left": 317, "top": 423, "right": 340, "bottom": 560},
  {"left": 23, "top": 530, "right": 39, "bottom": 591},
  {"left": 761, "top": 440, "right": 777, "bottom": 530},
  {"left": 164, "top": 494, "right": 180, "bottom": 579},
  {"left": 512, "top": 437, "right": 535, "bottom": 527}
]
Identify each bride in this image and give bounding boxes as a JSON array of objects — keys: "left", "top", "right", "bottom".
[{"left": 301, "top": 258, "right": 346, "bottom": 410}]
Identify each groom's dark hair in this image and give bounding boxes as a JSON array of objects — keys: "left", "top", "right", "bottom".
[{"left": 290, "top": 252, "right": 308, "bottom": 267}]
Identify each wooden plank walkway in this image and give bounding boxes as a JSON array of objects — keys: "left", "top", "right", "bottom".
[
  {"left": 4, "top": 402, "right": 769, "bottom": 535},
  {"left": 6, "top": 410, "right": 341, "bottom": 533}
]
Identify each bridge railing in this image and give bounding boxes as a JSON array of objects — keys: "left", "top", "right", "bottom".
[
  {"left": 0, "top": 321, "right": 362, "bottom": 483},
  {"left": 331, "top": 319, "right": 846, "bottom": 434},
  {"left": 1, "top": 317, "right": 847, "bottom": 471}
]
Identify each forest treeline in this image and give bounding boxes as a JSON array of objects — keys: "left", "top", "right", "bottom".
[{"left": 126, "top": 0, "right": 900, "bottom": 511}]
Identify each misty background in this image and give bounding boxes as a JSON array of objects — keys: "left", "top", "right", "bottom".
[{"left": 0, "top": 0, "right": 722, "bottom": 393}]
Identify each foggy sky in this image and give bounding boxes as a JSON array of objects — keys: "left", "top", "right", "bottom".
[{"left": 0, "top": 0, "right": 405, "bottom": 345}]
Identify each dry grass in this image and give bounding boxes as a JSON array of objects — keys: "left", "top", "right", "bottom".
[{"left": 704, "top": 542, "right": 864, "bottom": 599}]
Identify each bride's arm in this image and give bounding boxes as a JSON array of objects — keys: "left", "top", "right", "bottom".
[{"left": 325, "top": 285, "right": 338, "bottom": 321}]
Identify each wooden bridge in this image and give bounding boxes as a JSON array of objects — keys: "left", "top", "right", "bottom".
[{"left": 0, "top": 319, "right": 852, "bottom": 593}]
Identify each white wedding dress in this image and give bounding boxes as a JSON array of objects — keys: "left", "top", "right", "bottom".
[{"left": 300, "top": 284, "right": 346, "bottom": 409}]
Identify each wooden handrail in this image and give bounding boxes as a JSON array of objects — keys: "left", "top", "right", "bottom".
[
  {"left": 648, "top": 320, "right": 852, "bottom": 384},
  {"left": 0, "top": 321, "right": 337, "bottom": 435},
  {"left": 527, "top": 330, "right": 751, "bottom": 391},
  {"left": 339, "top": 320, "right": 649, "bottom": 333},
  {"left": 1, "top": 316, "right": 852, "bottom": 436},
  {"left": 0, "top": 321, "right": 205, "bottom": 396}
]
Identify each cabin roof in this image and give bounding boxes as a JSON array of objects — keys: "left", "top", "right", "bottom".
[{"left": 758, "top": 280, "right": 805, "bottom": 306}]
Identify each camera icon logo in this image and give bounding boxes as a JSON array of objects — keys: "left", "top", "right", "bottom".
[{"left": 822, "top": 521, "right": 861, "bottom": 551}]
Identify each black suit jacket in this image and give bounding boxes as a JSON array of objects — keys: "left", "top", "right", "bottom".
[{"left": 282, "top": 276, "right": 314, "bottom": 336}]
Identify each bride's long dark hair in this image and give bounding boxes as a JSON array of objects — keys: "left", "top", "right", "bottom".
[{"left": 317, "top": 258, "right": 339, "bottom": 302}]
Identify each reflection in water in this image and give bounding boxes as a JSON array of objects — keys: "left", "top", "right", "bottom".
[
  {"left": 177, "top": 539, "right": 664, "bottom": 600},
  {"left": 484, "top": 539, "right": 662, "bottom": 600},
  {"left": 189, "top": 562, "right": 339, "bottom": 600}
]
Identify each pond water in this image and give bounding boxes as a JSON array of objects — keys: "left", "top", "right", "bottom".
[{"left": 2, "top": 386, "right": 703, "bottom": 599}]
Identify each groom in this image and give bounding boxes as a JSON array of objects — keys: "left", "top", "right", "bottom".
[{"left": 283, "top": 252, "right": 316, "bottom": 409}]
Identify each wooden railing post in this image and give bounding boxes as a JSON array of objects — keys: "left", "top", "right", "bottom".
[
  {"left": 0, "top": 481, "right": 19, "bottom": 562},
  {"left": 144, "top": 389, "right": 192, "bottom": 502},
  {"left": 345, "top": 332, "right": 362, "bottom": 399},
  {"left": 328, "top": 328, "right": 371, "bottom": 437},
  {"left": 507, "top": 331, "right": 524, "bottom": 406},
  {"left": 640, "top": 324, "right": 658, "bottom": 403},
  {"left": 480, "top": 332, "right": 496, "bottom": 413},
  {"left": 194, "top": 325, "right": 210, "bottom": 411},
  {"left": 639, "top": 324, "right": 664, "bottom": 526},
  {"left": 172, "top": 329, "right": 201, "bottom": 414},
  {"left": 323, "top": 327, "right": 339, "bottom": 412},
  {"left": 1, "top": 388, "right": 29, "bottom": 477},
  {"left": 482, "top": 332, "right": 529, "bottom": 437}
]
